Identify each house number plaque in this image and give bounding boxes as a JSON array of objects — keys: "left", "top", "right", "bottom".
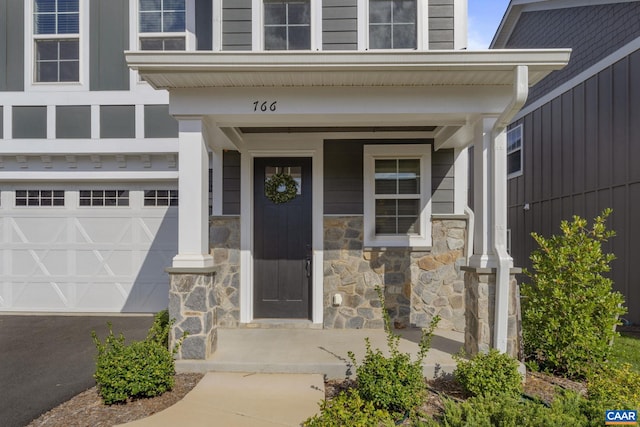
[{"left": 252, "top": 101, "right": 277, "bottom": 112}]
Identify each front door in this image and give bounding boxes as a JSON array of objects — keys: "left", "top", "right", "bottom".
[{"left": 253, "top": 157, "right": 312, "bottom": 319}]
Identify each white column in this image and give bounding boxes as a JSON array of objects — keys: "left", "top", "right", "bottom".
[
  {"left": 172, "top": 118, "right": 214, "bottom": 268},
  {"left": 468, "top": 116, "right": 497, "bottom": 268}
]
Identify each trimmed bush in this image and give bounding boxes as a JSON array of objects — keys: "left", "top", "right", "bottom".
[
  {"left": 348, "top": 287, "right": 440, "bottom": 417},
  {"left": 92, "top": 310, "right": 185, "bottom": 405},
  {"left": 521, "top": 209, "right": 626, "bottom": 379},
  {"left": 303, "top": 389, "right": 394, "bottom": 427},
  {"left": 453, "top": 349, "right": 523, "bottom": 397}
]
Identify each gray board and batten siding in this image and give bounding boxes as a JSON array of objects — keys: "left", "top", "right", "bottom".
[
  {"left": 56, "top": 106, "right": 91, "bottom": 139},
  {"left": 196, "top": 0, "right": 213, "bottom": 50},
  {"left": 90, "top": 0, "right": 130, "bottom": 91},
  {"left": 507, "top": 48, "right": 640, "bottom": 323},
  {"left": 12, "top": 106, "right": 47, "bottom": 139},
  {"left": 221, "top": 141, "right": 454, "bottom": 217},
  {"left": 503, "top": 2, "right": 640, "bottom": 106},
  {"left": 0, "top": 0, "right": 24, "bottom": 91}
]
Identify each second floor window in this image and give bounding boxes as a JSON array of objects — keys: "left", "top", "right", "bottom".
[
  {"left": 369, "top": 0, "right": 416, "bottom": 49},
  {"left": 139, "top": 0, "right": 186, "bottom": 50},
  {"left": 264, "top": 0, "right": 311, "bottom": 50},
  {"left": 33, "top": 0, "right": 80, "bottom": 82},
  {"left": 507, "top": 125, "right": 523, "bottom": 178}
]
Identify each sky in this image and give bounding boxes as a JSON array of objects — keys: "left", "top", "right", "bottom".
[{"left": 467, "top": 0, "right": 512, "bottom": 49}]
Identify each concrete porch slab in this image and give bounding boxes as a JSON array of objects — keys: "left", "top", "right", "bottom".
[{"left": 176, "top": 328, "right": 464, "bottom": 379}]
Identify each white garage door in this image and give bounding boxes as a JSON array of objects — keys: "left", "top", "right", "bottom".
[{"left": 0, "top": 187, "right": 178, "bottom": 312}]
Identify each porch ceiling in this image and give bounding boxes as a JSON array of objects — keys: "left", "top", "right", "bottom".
[{"left": 126, "top": 50, "right": 571, "bottom": 90}]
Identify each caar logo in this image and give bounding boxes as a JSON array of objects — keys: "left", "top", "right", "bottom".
[{"left": 605, "top": 410, "right": 637, "bottom": 425}]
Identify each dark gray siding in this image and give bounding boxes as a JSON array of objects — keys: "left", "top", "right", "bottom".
[
  {"left": 13, "top": 107, "right": 47, "bottom": 139},
  {"left": 432, "top": 149, "right": 454, "bottom": 214},
  {"left": 100, "top": 105, "right": 135, "bottom": 138},
  {"left": 505, "top": 3, "right": 640, "bottom": 105},
  {"left": 196, "top": 0, "right": 213, "bottom": 50},
  {"left": 90, "top": 0, "right": 129, "bottom": 91},
  {"left": 429, "top": 0, "right": 454, "bottom": 50},
  {"left": 0, "top": 106, "right": 3, "bottom": 138},
  {"left": 0, "top": 0, "right": 24, "bottom": 91},
  {"left": 323, "top": 140, "right": 454, "bottom": 215},
  {"left": 223, "top": 150, "right": 241, "bottom": 215},
  {"left": 144, "top": 105, "right": 178, "bottom": 138},
  {"left": 323, "top": 0, "right": 357, "bottom": 50},
  {"left": 222, "top": 0, "right": 252, "bottom": 51},
  {"left": 507, "top": 48, "right": 640, "bottom": 323},
  {"left": 56, "top": 106, "right": 91, "bottom": 138}
]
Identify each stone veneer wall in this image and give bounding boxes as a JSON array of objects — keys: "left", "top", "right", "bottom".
[
  {"left": 323, "top": 216, "right": 467, "bottom": 331},
  {"left": 168, "top": 271, "right": 217, "bottom": 359},
  {"left": 209, "top": 216, "right": 241, "bottom": 327},
  {"left": 463, "top": 268, "right": 521, "bottom": 359}
]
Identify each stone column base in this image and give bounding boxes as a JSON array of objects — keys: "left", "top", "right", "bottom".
[
  {"left": 461, "top": 266, "right": 522, "bottom": 359},
  {"left": 166, "top": 267, "right": 218, "bottom": 360}
]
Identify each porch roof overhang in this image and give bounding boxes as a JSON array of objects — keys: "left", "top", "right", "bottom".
[
  {"left": 126, "top": 49, "right": 571, "bottom": 150},
  {"left": 126, "top": 49, "right": 571, "bottom": 89}
]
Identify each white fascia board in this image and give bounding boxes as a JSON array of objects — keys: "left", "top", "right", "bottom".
[
  {"left": 126, "top": 49, "right": 571, "bottom": 73},
  {"left": 0, "top": 171, "right": 179, "bottom": 181},
  {"left": 2, "top": 89, "right": 169, "bottom": 106},
  {"left": 0, "top": 140, "right": 178, "bottom": 155}
]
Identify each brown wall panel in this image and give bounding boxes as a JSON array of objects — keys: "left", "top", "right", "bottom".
[
  {"left": 573, "top": 83, "right": 586, "bottom": 193},
  {"left": 561, "top": 91, "right": 574, "bottom": 195},
  {"left": 627, "top": 183, "right": 640, "bottom": 322},
  {"left": 585, "top": 76, "right": 599, "bottom": 191},
  {"left": 629, "top": 50, "right": 640, "bottom": 183},
  {"left": 541, "top": 103, "right": 552, "bottom": 200},
  {"left": 551, "top": 98, "right": 563, "bottom": 198}
]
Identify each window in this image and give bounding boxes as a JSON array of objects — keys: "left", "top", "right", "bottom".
[
  {"left": 507, "top": 125, "right": 523, "bottom": 178},
  {"left": 33, "top": 0, "right": 80, "bottom": 82},
  {"left": 139, "top": 0, "right": 186, "bottom": 50},
  {"left": 369, "top": 0, "right": 416, "bottom": 49},
  {"left": 16, "top": 190, "right": 65, "bottom": 206},
  {"left": 363, "top": 144, "right": 431, "bottom": 247},
  {"left": 144, "top": 190, "right": 178, "bottom": 206},
  {"left": 79, "top": 190, "right": 129, "bottom": 206},
  {"left": 264, "top": 0, "right": 311, "bottom": 50}
]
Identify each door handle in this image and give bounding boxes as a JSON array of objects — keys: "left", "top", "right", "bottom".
[{"left": 305, "top": 258, "right": 311, "bottom": 278}]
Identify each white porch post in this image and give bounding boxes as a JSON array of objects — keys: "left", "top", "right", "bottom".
[
  {"left": 468, "top": 116, "right": 497, "bottom": 268},
  {"left": 172, "top": 118, "right": 214, "bottom": 268}
]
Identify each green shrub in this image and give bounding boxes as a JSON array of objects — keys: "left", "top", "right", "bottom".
[
  {"left": 303, "top": 389, "right": 394, "bottom": 427},
  {"left": 586, "top": 363, "right": 640, "bottom": 414},
  {"left": 453, "top": 349, "right": 523, "bottom": 397},
  {"left": 438, "top": 391, "right": 590, "bottom": 427},
  {"left": 92, "top": 310, "right": 185, "bottom": 405},
  {"left": 348, "top": 286, "right": 440, "bottom": 417},
  {"left": 521, "top": 209, "right": 626, "bottom": 379}
]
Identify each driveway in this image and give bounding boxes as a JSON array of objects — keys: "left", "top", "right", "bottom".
[{"left": 0, "top": 315, "right": 154, "bottom": 427}]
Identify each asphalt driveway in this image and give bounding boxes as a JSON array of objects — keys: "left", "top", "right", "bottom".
[{"left": 0, "top": 315, "right": 154, "bottom": 427}]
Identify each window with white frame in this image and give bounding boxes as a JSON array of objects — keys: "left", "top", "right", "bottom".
[
  {"left": 363, "top": 144, "right": 431, "bottom": 247},
  {"left": 144, "top": 190, "right": 178, "bottom": 206},
  {"left": 33, "top": 0, "right": 80, "bottom": 82},
  {"left": 139, "top": 0, "right": 186, "bottom": 50},
  {"left": 79, "top": 190, "right": 129, "bottom": 207},
  {"left": 264, "top": 0, "right": 311, "bottom": 50},
  {"left": 369, "top": 0, "right": 416, "bottom": 49},
  {"left": 507, "top": 125, "right": 523, "bottom": 178},
  {"left": 16, "top": 190, "right": 65, "bottom": 206}
]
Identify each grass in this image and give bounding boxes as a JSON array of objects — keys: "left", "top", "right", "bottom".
[{"left": 610, "top": 333, "right": 640, "bottom": 372}]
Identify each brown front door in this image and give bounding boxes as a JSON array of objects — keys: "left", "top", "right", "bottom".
[{"left": 253, "top": 157, "right": 312, "bottom": 319}]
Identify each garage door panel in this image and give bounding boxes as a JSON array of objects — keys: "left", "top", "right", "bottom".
[
  {"left": 10, "top": 282, "right": 72, "bottom": 310},
  {"left": 1, "top": 189, "right": 177, "bottom": 312},
  {"left": 10, "top": 217, "right": 68, "bottom": 244},
  {"left": 75, "top": 218, "right": 134, "bottom": 244}
]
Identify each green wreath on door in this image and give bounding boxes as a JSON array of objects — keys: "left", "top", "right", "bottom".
[{"left": 265, "top": 172, "right": 298, "bottom": 204}]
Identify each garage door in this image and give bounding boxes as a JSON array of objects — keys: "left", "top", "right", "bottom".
[{"left": 0, "top": 187, "right": 178, "bottom": 312}]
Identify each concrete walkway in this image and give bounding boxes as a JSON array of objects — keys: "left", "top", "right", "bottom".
[
  {"left": 177, "top": 327, "right": 464, "bottom": 379},
  {"left": 118, "top": 372, "right": 324, "bottom": 427},
  {"left": 120, "top": 328, "right": 463, "bottom": 426}
]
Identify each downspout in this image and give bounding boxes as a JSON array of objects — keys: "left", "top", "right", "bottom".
[{"left": 491, "top": 65, "right": 528, "bottom": 352}]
